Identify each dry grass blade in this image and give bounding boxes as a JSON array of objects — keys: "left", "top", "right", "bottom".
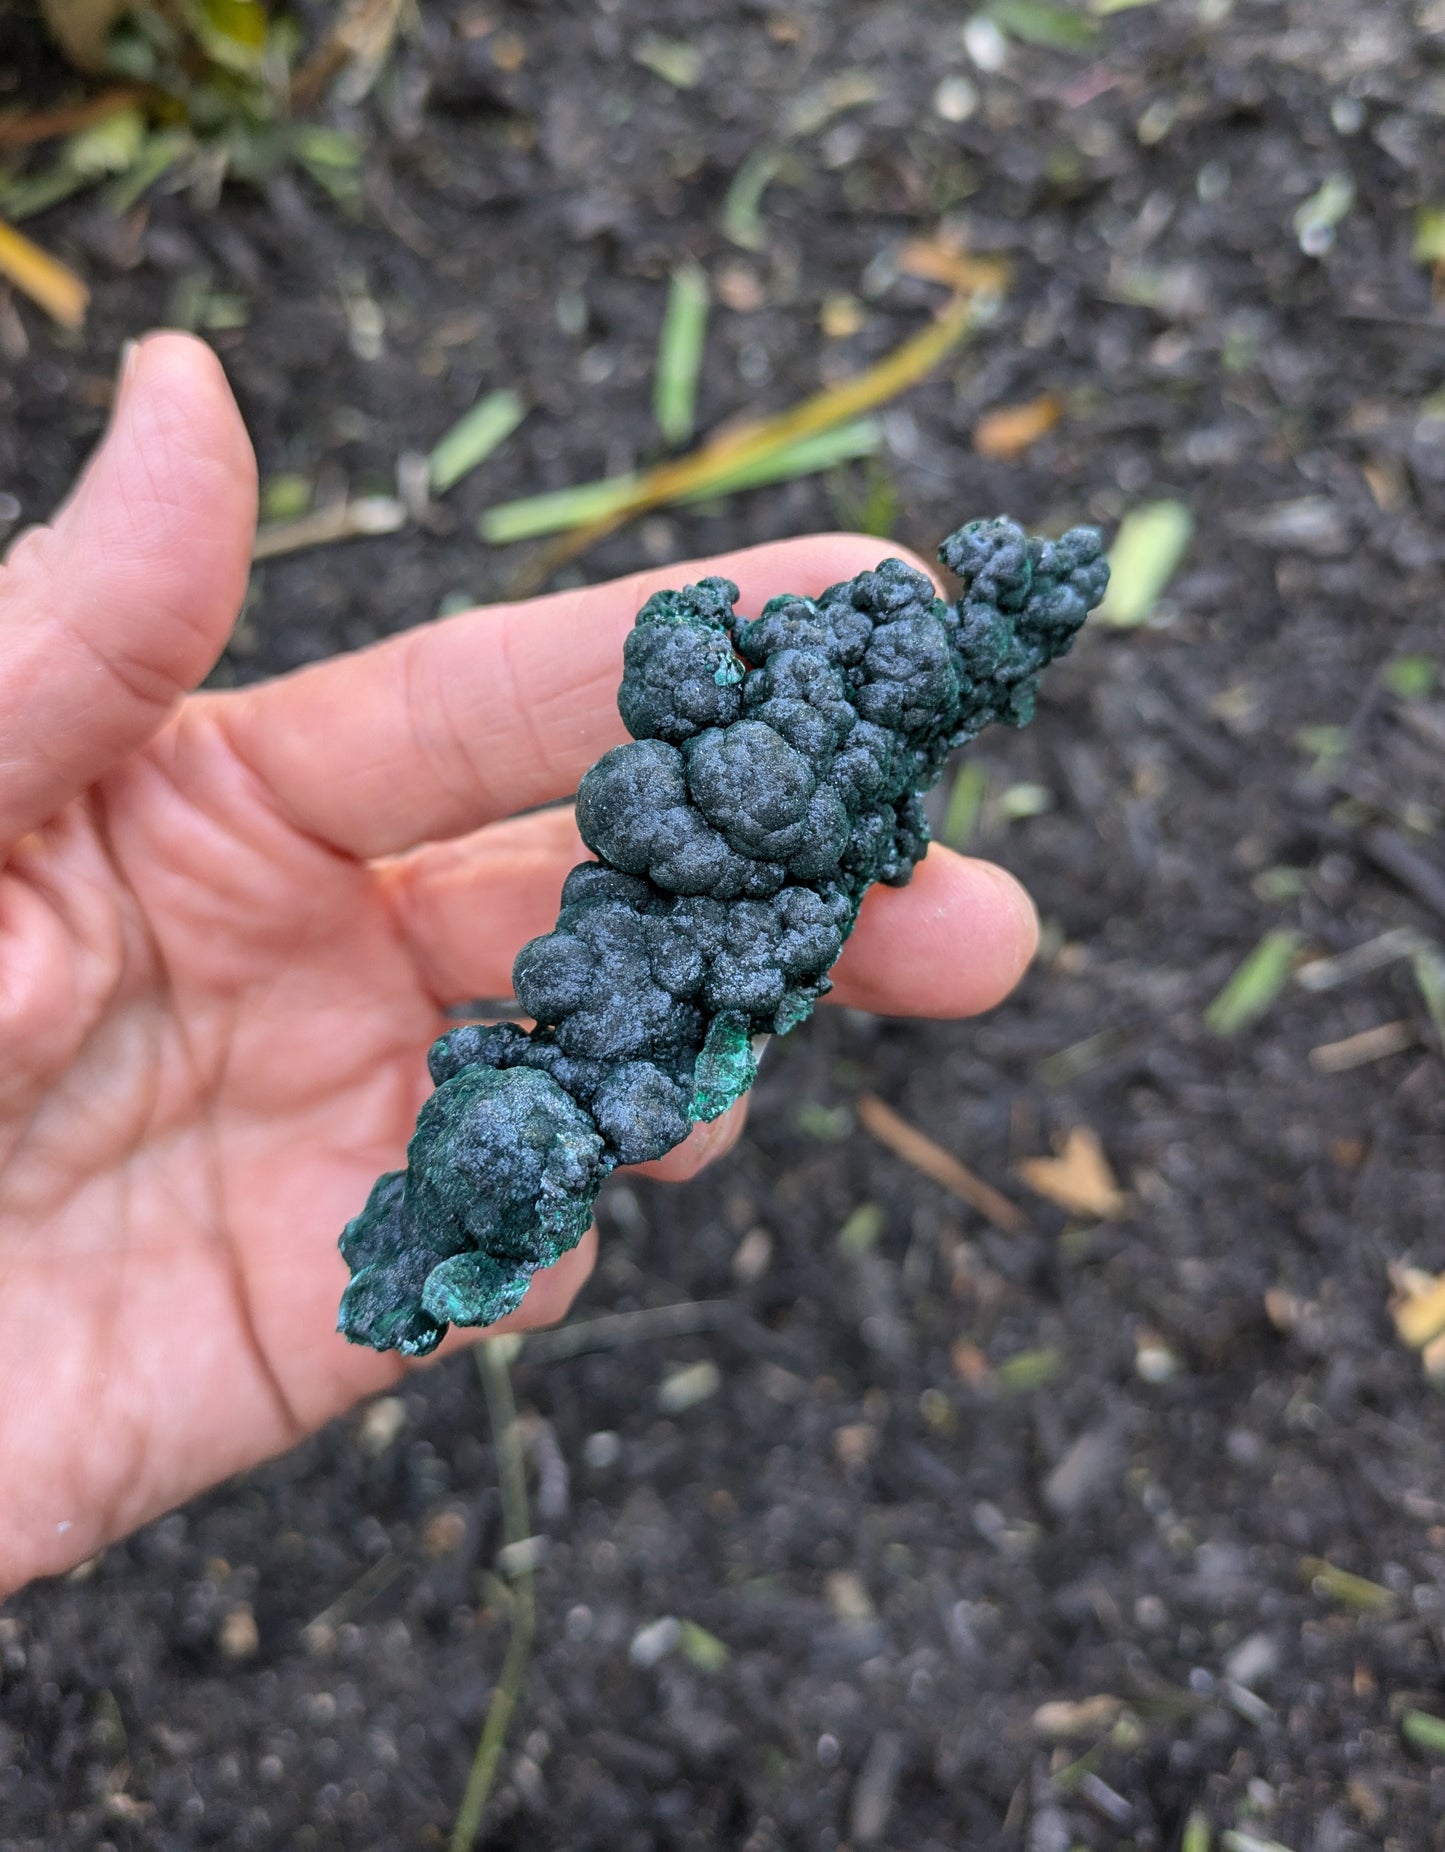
[
  {"left": 856, "top": 1093, "right": 1027, "bottom": 1233},
  {"left": 0, "top": 216, "right": 88, "bottom": 328},
  {"left": 515, "top": 283, "right": 998, "bottom": 589},
  {"left": 252, "top": 496, "right": 405, "bottom": 561},
  {"left": 1308, "top": 1021, "right": 1413, "bottom": 1073}
]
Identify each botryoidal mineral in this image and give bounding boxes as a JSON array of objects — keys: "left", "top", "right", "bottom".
[{"left": 338, "top": 517, "right": 1109, "bottom": 1354}]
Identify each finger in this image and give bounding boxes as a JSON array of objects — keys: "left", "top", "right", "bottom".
[
  {"left": 831, "top": 845, "right": 1039, "bottom": 1018},
  {"left": 0, "top": 334, "right": 257, "bottom": 856},
  {"left": 378, "top": 805, "right": 584, "bottom": 1003},
  {"left": 386, "top": 805, "right": 1037, "bottom": 1021},
  {"left": 636, "top": 1098, "right": 748, "bottom": 1182},
  {"left": 220, "top": 534, "right": 940, "bottom": 860}
]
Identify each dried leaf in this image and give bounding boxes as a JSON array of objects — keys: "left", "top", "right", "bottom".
[
  {"left": 1016, "top": 1126, "right": 1126, "bottom": 1219},
  {"left": 0, "top": 215, "right": 87, "bottom": 328},
  {"left": 896, "top": 238, "right": 1012, "bottom": 295},
  {"left": 1391, "top": 1273, "right": 1445, "bottom": 1350},
  {"left": 252, "top": 496, "right": 405, "bottom": 561},
  {"left": 973, "top": 392, "right": 1062, "bottom": 459},
  {"left": 856, "top": 1093, "right": 1027, "bottom": 1232}
]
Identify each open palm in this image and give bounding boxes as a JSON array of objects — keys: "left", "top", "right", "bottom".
[{"left": 0, "top": 336, "right": 1039, "bottom": 1596}]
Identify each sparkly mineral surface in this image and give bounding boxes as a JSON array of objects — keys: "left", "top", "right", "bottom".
[{"left": 338, "top": 518, "right": 1109, "bottom": 1354}]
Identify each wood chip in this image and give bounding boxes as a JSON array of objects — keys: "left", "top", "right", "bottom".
[
  {"left": 1032, "top": 1695, "right": 1124, "bottom": 1739},
  {"left": 973, "top": 392, "right": 1062, "bottom": 460},
  {"left": 856, "top": 1093, "right": 1026, "bottom": 1233},
  {"left": 1016, "top": 1126, "right": 1126, "bottom": 1219},
  {"left": 1308, "top": 1020, "right": 1414, "bottom": 1073}
]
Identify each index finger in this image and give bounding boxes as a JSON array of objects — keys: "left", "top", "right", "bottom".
[{"left": 216, "top": 535, "right": 939, "bottom": 860}]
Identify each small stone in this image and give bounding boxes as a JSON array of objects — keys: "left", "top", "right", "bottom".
[
  {"left": 357, "top": 1395, "right": 406, "bottom": 1456},
  {"left": 218, "top": 1605, "right": 259, "bottom": 1660},
  {"left": 933, "top": 74, "right": 979, "bottom": 123}
]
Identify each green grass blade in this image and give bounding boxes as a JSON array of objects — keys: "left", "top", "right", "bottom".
[
  {"left": 481, "top": 419, "right": 883, "bottom": 544},
  {"left": 1097, "top": 499, "right": 1194, "bottom": 627},
  {"left": 480, "top": 475, "right": 643, "bottom": 545},
  {"left": 986, "top": 0, "right": 1099, "bottom": 49},
  {"left": 1413, "top": 944, "right": 1445, "bottom": 1050},
  {"left": 1181, "top": 1809, "right": 1212, "bottom": 1852},
  {"left": 722, "top": 144, "right": 784, "bottom": 250},
  {"left": 654, "top": 261, "right": 710, "bottom": 448},
  {"left": 1403, "top": 1709, "right": 1445, "bottom": 1755},
  {"left": 1204, "top": 930, "right": 1301, "bottom": 1036},
  {"left": 430, "top": 389, "right": 527, "bottom": 495},
  {"left": 943, "top": 761, "right": 987, "bottom": 848}
]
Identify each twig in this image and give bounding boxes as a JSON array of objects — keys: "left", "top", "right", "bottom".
[
  {"left": 451, "top": 1343, "right": 534, "bottom": 1852},
  {"left": 514, "top": 1299, "right": 742, "bottom": 1365},
  {"left": 856, "top": 1093, "right": 1027, "bottom": 1234}
]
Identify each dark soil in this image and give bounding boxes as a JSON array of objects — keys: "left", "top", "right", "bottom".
[{"left": 5, "top": 1, "right": 1445, "bottom": 1847}]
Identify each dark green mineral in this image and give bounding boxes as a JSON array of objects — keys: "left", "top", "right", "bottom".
[{"left": 338, "top": 517, "right": 1109, "bottom": 1354}]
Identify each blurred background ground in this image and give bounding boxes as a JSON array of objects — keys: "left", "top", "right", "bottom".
[{"left": 3, "top": 1, "right": 1445, "bottom": 1848}]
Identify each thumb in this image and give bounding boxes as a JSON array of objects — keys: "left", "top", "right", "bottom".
[{"left": 0, "top": 332, "right": 258, "bottom": 855}]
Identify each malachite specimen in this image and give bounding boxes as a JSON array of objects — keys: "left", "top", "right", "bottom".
[{"left": 338, "top": 517, "right": 1109, "bottom": 1354}]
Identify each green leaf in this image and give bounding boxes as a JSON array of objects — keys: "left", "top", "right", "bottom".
[
  {"left": 1300, "top": 1555, "right": 1396, "bottom": 1613},
  {"left": 1412, "top": 206, "right": 1445, "bottom": 267},
  {"left": 105, "top": 128, "right": 193, "bottom": 214},
  {"left": 1203, "top": 930, "right": 1301, "bottom": 1036},
  {"left": 984, "top": 0, "right": 1100, "bottom": 50},
  {"left": 1412, "top": 944, "right": 1445, "bottom": 1051},
  {"left": 838, "top": 1203, "right": 885, "bottom": 1256},
  {"left": 1382, "top": 654, "right": 1437, "bottom": 701},
  {"left": 943, "top": 761, "right": 987, "bottom": 848},
  {"left": 1293, "top": 174, "right": 1355, "bottom": 254},
  {"left": 65, "top": 106, "right": 147, "bottom": 177},
  {"left": 995, "top": 1347, "right": 1063, "bottom": 1394},
  {"left": 1403, "top": 1709, "right": 1445, "bottom": 1755},
  {"left": 1181, "top": 1812, "right": 1212, "bottom": 1852},
  {"left": 429, "top": 390, "right": 527, "bottom": 495},
  {"left": 1097, "top": 500, "right": 1193, "bottom": 627},
  {"left": 632, "top": 32, "right": 702, "bottom": 89},
  {"left": 260, "top": 472, "right": 313, "bottom": 522},
  {"left": 654, "top": 261, "right": 710, "bottom": 447},
  {"left": 677, "top": 1620, "right": 730, "bottom": 1673}
]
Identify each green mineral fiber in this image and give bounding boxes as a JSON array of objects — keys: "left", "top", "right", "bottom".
[{"left": 338, "top": 517, "right": 1109, "bottom": 1354}]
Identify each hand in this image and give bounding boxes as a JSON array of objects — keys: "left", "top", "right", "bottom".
[{"left": 0, "top": 333, "right": 1039, "bottom": 1595}]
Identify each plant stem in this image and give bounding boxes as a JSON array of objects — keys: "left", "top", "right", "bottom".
[{"left": 450, "top": 1342, "right": 534, "bottom": 1852}]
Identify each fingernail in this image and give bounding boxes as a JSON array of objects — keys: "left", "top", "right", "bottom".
[{"left": 117, "top": 338, "right": 141, "bottom": 398}]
